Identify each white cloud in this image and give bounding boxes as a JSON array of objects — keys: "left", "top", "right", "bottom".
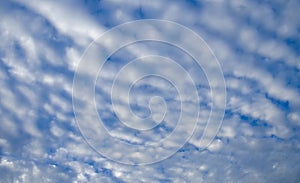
[
  {"left": 12, "top": 0, "right": 104, "bottom": 46},
  {"left": 0, "top": 0, "right": 299, "bottom": 182}
]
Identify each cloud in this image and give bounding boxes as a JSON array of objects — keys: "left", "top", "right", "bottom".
[
  {"left": 12, "top": 0, "right": 104, "bottom": 46},
  {"left": 0, "top": 0, "right": 299, "bottom": 182}
]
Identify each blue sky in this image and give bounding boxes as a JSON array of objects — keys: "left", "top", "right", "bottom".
[{"left": 0, "top": 0, "right": 300, "bottom": 182}]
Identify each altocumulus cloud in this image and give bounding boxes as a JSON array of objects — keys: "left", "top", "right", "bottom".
[{"left": 0, "top": 0, "right": 300, "bottom": 182}]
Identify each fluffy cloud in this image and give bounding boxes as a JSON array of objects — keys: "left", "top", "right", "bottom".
[{"left": 0, "top": 0, "right": 299, "bottom": 182}]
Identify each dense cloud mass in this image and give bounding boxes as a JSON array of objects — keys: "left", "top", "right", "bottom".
[{"left": 0, "top": 0, "right": 300, "bottom": 182}]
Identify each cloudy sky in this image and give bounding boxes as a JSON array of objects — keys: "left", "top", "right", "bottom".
[{"left": 1, "top": 0, "right": 300, "bottom": 182}]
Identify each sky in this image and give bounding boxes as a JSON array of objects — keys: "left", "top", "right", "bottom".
[{"left": 0, "top": 0, "right": 300, "bottom": 182}]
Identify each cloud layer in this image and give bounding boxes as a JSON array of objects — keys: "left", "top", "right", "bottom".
[{"left": 0, "top": 0, "right": 300, "bottom": 182}]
